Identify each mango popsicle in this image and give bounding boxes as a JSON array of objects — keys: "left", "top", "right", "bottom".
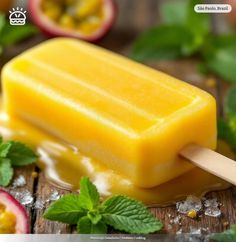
[{"left": 1, "top": 38, "right": 216, "bottom": 188}]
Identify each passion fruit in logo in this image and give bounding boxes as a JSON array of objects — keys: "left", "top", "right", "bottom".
[{"left": 9, "top": 7, "right": 27, "bottom": 25}]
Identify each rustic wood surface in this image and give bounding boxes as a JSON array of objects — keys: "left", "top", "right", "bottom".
[{"left": 0, "top": 0, "right": 236, "bottom": 234}]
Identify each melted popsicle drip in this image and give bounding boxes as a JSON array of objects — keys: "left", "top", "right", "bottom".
[{"left": 0, "top": 111, "right": 231, "bottom": 206}]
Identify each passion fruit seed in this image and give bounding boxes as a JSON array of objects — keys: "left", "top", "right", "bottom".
[
  {"left": 75, "top": 0, "right": 102, "bottom": 19},
  {"left": 77, "top": 16, "right": 102, "bottom": 34},
  {"left": 0, "top": 203, "right": 17, "bottom": 234},
  {"left": 43, "top": 3, "right": 62, "bottom": 21},
  {"left": 187, "top": 209, "right": 197, "bottom": 219},
  {"left": 31, "top": 171, "right": 39, "bottom": 178},
  {"left": 59, "top": 14, "right": 75, "bottom": 29},
  {"left": 40, "top": 0, "right": 105, "bottom": 34}
]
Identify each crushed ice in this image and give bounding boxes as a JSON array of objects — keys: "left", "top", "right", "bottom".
[
  {"left": 10, "top": 190, "right": 34, "bottom": 206},
  {"left": 204, "top": 198, "right": 218, "bottom": 208},
  {"left": 10, "top": 188, "right": 61, "bottom": 209},
  {"left": 48, "top": 190, "right": 60, "bottom": 201},
  {"left": 176, "top": 195, "right": 202, "bottom": 214},
  {"left": 176, "top": 195, "right": 221, "bottom": 218},
  {"left": 12, "top": 175, "right": 26, "bottom": 188},
  {"left": 34, "top": 199, "right": 45, "bottom": 210},
  {"left": 204, "top": 207, "right": 221, "bottom": 217},
  {"left": 203, "top": 198, "right": 221, "bottom": 218}
]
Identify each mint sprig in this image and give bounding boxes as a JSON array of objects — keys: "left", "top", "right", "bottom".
[
  {"left": 0, "top": 137, "right": 38, "bottom": 186},
  {"left": 43, "top": 177, "right": 163, "bottom": 234}
]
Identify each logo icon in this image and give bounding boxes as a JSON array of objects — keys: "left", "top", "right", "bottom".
[{"left": 9, "top": 7, "right": 27, "bottom": 26}]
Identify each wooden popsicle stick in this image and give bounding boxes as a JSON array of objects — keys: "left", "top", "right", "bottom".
[{"left": 179, "top": 144, "right": 236, "bottom": 186}]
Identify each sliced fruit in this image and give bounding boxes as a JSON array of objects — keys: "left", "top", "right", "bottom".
[
  {"left": 0, "top": 189, "right": 29, "bottom": 234},
  {"left": 29, "top": 0, "right": 116, "bottom": 42}
]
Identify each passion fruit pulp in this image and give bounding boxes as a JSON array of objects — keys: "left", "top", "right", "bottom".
[
  {"left": 29, "top": 0, "right": 116, "bottom": 42},
  {"left": 0, "top": 189, "right": 29, "bottom": 234}
]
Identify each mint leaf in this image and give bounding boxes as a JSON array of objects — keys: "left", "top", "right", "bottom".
[
  {"left": 0, "top": 24, "right": 38, "bottom": 47},
  {"left": 218, "top": 119, "right": 236, "bottom": 151},
  {"left": 87, "top": 210, "right": 102, "bottom": 224},
  {"left": 226, "top": 87, "right": 236, "bottom": 116},
  {"left": 209, "top": 224, "right": 236, "bottom": 242},
  {"left": 101, "top": 195, "right": 163, "bottom": 234},
  {"left": 0, "top": 142, "right": 12, "bottom": 158},
  {"left": 0, "top": 158, "right": 13, "bottom": 186},
  {"left": 0, "top": 13, "right": 5, "bottom": 33},
  {"left": 43, "top": 194, "right": 86, "bottom": 224},
  {"left": 78, "top": 177, "right": 100, "bottom": 210},
  {"left": 180, "top": 0, "right": 210, "bottom": 55},
  {"left": 186, "top": 0, "right": 210, "bottom": 38},
  {"left": 77, "top": 216, "right": 107, "bottom": 234},
  {"left": 161, "top": 0, "right": 188, "bottom": 25},
  {"left": 7, "top": 141, "right": 38, "bottom": 166},
  {"left": 131, "top": 25, "right": 192, "bottom": 61},
  {"left": 205, "top": 45, "right": 236, "bottom": 83}
]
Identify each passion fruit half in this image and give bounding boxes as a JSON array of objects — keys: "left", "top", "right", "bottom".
[
  {"left": 0, "top": 189, "right": 29, "bottom": 234},
  {"left": 29, "top": 0, "right": 116, "bottom": 42}
]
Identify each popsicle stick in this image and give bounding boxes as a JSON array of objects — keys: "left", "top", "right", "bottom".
[{"left": 179, "top": 144, "right": 236, "bottom": 186}]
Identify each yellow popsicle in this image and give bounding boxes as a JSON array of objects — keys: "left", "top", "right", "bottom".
[{"left": 1, "top": 38, "right": 216, "bottom": 188}]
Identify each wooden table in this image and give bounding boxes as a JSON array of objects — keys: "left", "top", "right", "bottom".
[{"left": 1, "top": 0, "right": 236, "bottom": 234}]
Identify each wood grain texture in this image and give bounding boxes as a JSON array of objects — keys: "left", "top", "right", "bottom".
[
  {"left": 33, "top": 172, "right": 71, "bottom": 234},
  {"left": 0, "top": 0, "right": 235, "bottom": 234}
]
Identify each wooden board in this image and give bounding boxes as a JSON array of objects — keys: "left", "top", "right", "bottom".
[{"left": 0, "top": 0, "right": 236, "bottom": 234}]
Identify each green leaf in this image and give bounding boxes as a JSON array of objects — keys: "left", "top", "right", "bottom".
[
  {"left": 186, "top": 0, "right": 210, "bottom": 37},
  {"left": 43, "top": 194, "right": 86, "bottom": 224},
  {"left": 0, "top": 13, "right": 5, "bottom": 34},
  {"left": 182, "top": 0, "right": 210, "bottom": 54},
  {"left": 0, "top": 142, "right": 12, "bottom": 158},
  {"left": 7, "top": 141, "right": 38, "bottom": 166},
  {"left": 101, "top": 195, "right": 163, "bottom": 234},
  {"left": 0, "top": 137, "right": 2, "bottom": 144},
  {"left": 0, "top": 158, "right": 13, "bottom": 186},
  {"left": 77, "top": 216, "right": 107, "bottom": 234},
  {"left": 226, "top": 87, "right": 236, "bottom": 116},
  {"left": 78, "top": 177, "right": 100, "bottom": 210},
  {"left": 161, "top": 0, "right": 188, "bottom": 25},
  {"left": 217, "top": 119, "right": 236, "bottom": 151},
  {"left": 0, "top": 24, "right": 38, "bottom": 46},
  {"left": 131, "top": 25, "right": 193, "bottom": 61},
  {"left": 205, "top": 45, "right": 236, "bottom": 83},
  {"left": 209, "top": 224, "right": 236, "bottom": 242},
  {"left": 87, "top": 210, "right": 102, "bottom": 225}
]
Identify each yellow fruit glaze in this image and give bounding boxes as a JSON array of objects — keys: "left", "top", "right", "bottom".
[{"left": 0, "top": 111, "right": 231, "bottom": 205}]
